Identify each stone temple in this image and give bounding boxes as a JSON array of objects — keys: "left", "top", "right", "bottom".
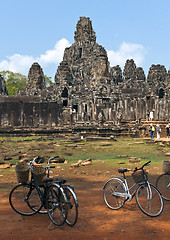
[{"left": 0, "top": 17, "right": 169, "bottom": 137}]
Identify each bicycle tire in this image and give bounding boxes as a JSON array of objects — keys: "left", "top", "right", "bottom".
[
  {"left": 156, "top": 173, "right": 170, "bottom": 201},
  {"left": 9, "top": 183, "right": 42, "bottom": 216},
  {"left": 63, "top": 186, "right": 78, "bottom": 226},
  {"left": 103, "top": 178, "right": 126, "bottom": 210},
  {"left": 28, "top": 185, "right": 48, "bottom": 214},
  {"left": 46, "top": 184, "right": 68, "bottom": 226},
  {"left": 136, "top": 183, "right": 164, "bottom": 217}
]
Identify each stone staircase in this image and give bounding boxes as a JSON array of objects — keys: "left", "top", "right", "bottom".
[
  {"left": 0, "top": 120, "right": 169, "bottom": 139},
  {"left": 123, "top": 120, "right": 169, "bottom": 138}
]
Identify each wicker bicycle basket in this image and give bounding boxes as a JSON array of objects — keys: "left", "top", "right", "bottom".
[
  {"left": 162, "top": 160, "right": 170, "bottom": 173},
  {"left": 132, "top": 170, "right": 146, "bottom": 183},
  {"left": 32, "top": 166, "right": 46, "bottom": 185},
  {"left": 15, "top": 162, "right": 29, "bottom": 184}
]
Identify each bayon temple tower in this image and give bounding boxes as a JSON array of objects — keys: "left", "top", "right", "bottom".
[{"left": 0, "top": 17, "right": 169, "bottom": 130}]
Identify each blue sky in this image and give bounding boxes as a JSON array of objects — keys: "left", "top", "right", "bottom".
[{"left": 0, "top": 0, "right": 170, "bottom": 80}]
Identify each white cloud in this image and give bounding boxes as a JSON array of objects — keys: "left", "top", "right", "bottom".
[
  {"left": 0, "top": 39, "right": 145, "bottom": 77},
  {"left": 37, "top": 38, "right": 70, "bottom": 65},
  {"left": 107, "top": 42, "right": 146, "bottom": 69},
  {"left": 0, "top": 54, "right": 35, "bottom": 74},
  {"left": 0, "top": 38, "right": 70, "bottom": 76}
]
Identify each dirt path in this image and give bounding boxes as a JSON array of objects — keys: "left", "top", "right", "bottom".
[{"left": 0, "top": 172, "right": 170, "bottom": 240}]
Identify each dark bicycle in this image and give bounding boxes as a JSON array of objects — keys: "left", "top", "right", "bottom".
[
  {"left": 156, "top": 161, "right": 170, "bottom": 201},
  {"left": 45, "top": 156, "right": 79, "bottom": 226},
  {"left": 9, "top": 156, "right": 68, "bottom": 227},
  {"left": 156, "top": 173, "right": 170, "bottom": 201}
]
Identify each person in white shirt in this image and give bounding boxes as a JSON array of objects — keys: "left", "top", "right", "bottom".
[{"left": 149, "top": 111, "right": 153, "bottom": 121}]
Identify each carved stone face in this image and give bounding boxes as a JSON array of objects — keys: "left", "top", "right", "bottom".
[
  {"left": 0, "top": 74, "right": 8, "bottom": 95},
  {"left": 27, "top": 62, "right": 45, "bottom": 92},
  {"left": 74, "top": 17, "right": 96, "bottom": 44}
]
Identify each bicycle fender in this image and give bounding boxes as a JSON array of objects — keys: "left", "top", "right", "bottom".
[
  {"left": 110, "top": 175, "right": 125, "bottom": 181},
  {"left": 103, "top": 177, "right": 124, "bottom": 189},
  {"left": 52, "top": 183, "right": 68, "bottom": 203},
  {"left": 65, "top": 186, "right": 79, "bottom": 207}
]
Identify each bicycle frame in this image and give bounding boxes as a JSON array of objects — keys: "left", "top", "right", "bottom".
[
  {"left": 30, "top": 172, "right": 46, "bottom": 203},
  {"left": 28, "top": 157, "right": 52, "bottom": 204},
  {"left": 31, "top": 171, "right": 68, "bottom": 204},
  {"left": 111, "top": 174, "right": 153, "bottom": 202},
  {"left": 45, "top": 156, "right": 77, "bottom": 205},
  {"left": 111, "top": 176, "right": 137, "bottom": 202},
  {"left": 146, "top": 183, "right": 153, "bottom": 201}
]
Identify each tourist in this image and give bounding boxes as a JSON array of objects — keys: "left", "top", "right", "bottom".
[
  {"left": 166, "top": 124, "right": 169, "bottom": 139},
  {"left": 149, "top": 110, "right": 154, "bottom": 121},
  {"left": 150, "top": 124, "right": 155, "bottom": 139},
  {"left": 156, "top": 124, "right": 161, "bottom": 139}
]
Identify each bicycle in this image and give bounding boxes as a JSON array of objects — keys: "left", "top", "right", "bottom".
[
  {"left": 9, "top": 156, "right": 68, "bottom": 227},
  {"left": 156, "top": 173, "right": 170, "bottom": 201},
  {"left": 103, "top": 161, "right": 164, "bottom": 217},
  {"left": 45, "top": 156, "right": 79, "bottom": 226}
]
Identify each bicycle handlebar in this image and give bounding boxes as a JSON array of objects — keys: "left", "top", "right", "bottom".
[
  {"left": 30, "top": 156, "right": 41, "bottom": 167},
  {"left": 134, "top": 161, "right": 151, "bottom": 172},
  {"left": 46, "top": 156, "right": 58, "bottom": 168},
  {"left": 30, "top": 156, "right": 57, "bottom": 170}
]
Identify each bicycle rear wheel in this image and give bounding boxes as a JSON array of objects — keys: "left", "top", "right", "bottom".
[
  {"left": 9, "top": 183, "right": 42, "bottom": 216},
  {"left": 103, "top": 178, "right": 126, "bottom": 210},
  {"left": 46, "top": 184, "right": 68, "bottom": 226},
  {"left": 136, "top": 183, "right": 163, "bottom": 217},
  {"left": 156, "top": 173, "right": 170, "bottom": 201},
  {"left": 63, "top": 186, "right": 78, "bottom": 226}
]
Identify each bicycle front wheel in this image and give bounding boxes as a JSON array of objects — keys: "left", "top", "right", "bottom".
[
  {"left": 27, "top": 186, "right": 47, "bottom": 214},
  {"left": 103, "top": 178, "right": 126, "bottom": 210},
  {"left": 63, "top": 186, "right": 78, "bottom": 226},
  {"left": 136, "top": 183, "right": 163, "bottom": 217},
  {"left": 46, "top": 184, "right": 68, "bottom": 226},
  {"left": 156, "top": 173, "right": 170, "bottom": 201},
  {"left": 9, "top": 183, "right": 42, "bottom": 216}
]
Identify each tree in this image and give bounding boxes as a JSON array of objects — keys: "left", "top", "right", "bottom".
[
  {"left": 44, "top": 75, "right": 53, "bottom": 87},
  {"left": 0, "top": 70, "right": 27, "bottom": 96},
  {"left": 0, "top": 70, "right": 53, "bottom": 96}
]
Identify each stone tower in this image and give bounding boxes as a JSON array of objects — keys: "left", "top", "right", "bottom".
[
  {"left": 123, "top": 59, "right": 146, "bottom": 88},
  {"left": 26, "top": 62, "right": 45, "bottom": 95},
  {"left": 146, "top": 64, "right": 167, "bottom": 95},
  {"left": 55, "top": 16, "right": 111, "bottom": 92},
  {"left": 74, "top": 16, "right": 96, "bottom": 44},
  {"left": 0, "top": 74, "right": 8, "bottom": 95}
]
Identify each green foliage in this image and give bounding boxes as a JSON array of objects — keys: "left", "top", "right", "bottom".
[
  {"left": 0, "top": 70, "right": 53, "bottom": 96},
  {"left": 44, "top": 75, "right": 53, "bottom": 87},
  {"left": 0, "top": 70, "right": 27, "bottom": 96}
]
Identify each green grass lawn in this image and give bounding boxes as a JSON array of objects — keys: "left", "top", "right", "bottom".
[
  {"left": 0, "top": 136, "right": 169, "bottom": 167},
  {"left": 0, "top": 136, "right": 169, "bottom": 188}
]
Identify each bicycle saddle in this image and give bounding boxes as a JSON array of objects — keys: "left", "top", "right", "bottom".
[
  {"left": 43, "top": 177, "right": 53, "bottom": 183},
  {"left": 54, "top": 178, "right": 66, "bottom": 184},
  {"left": 118, "top": 169, "right": 128, "bottom": 174}
]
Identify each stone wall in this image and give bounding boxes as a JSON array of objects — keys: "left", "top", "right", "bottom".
[{"left": 0, "top": 96, "right": 63, "bottom": 127}]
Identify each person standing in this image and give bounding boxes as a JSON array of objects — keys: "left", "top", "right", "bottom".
[
  {"left": 147, "top": 110, "right": 150, "bottom": 121},
  {"left": 150, "top": 124, "right": 155, "bottom": 139},
  {"left": 166, "top": 124, "right": 169, "bottom": 138},
  {"left": 149, "top": 111, "right": 154, "bottom": 121},
  {"left": 156, "top": 124, "right": 161, "bottom": 139}
]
